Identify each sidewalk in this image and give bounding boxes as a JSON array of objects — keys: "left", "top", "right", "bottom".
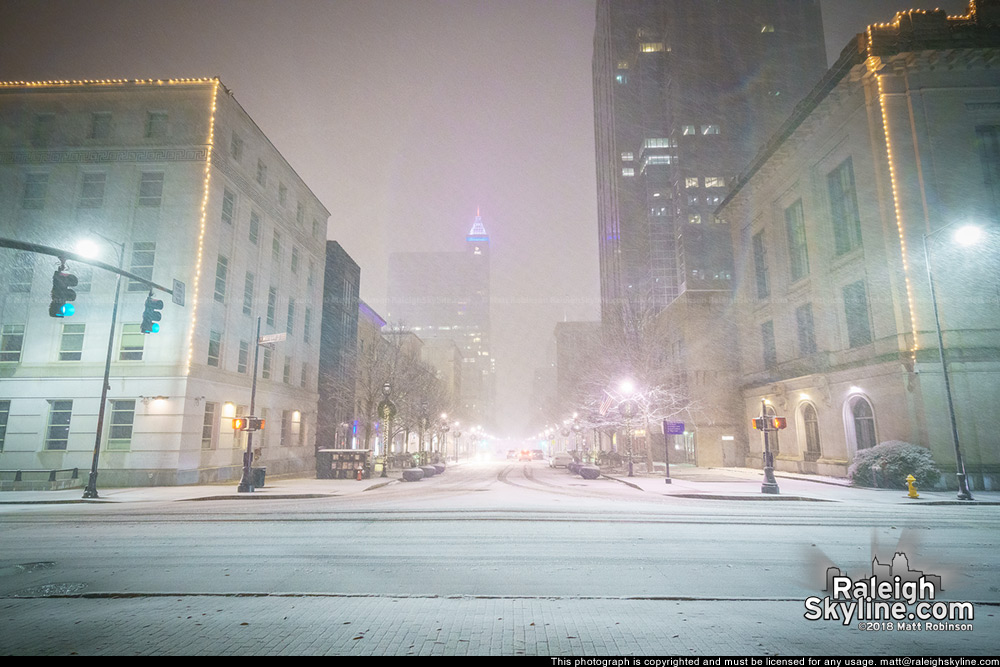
[{"left": 603, "top": 463, "right": 1000, "bottom": 505}]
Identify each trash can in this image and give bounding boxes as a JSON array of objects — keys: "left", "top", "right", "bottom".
[{"left": 252, "top": 467, "right": 266, "bottom": 488}]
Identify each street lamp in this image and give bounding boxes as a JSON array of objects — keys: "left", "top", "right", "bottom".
[
  {"left": 76, "top": 235, "right": 125, "bottom": 500},
  {"left": 922, "top": 222, "right": 982, "bottom": 500},
  {"left": 378, "top": 383, "right": 395, "bottom": 478},
  {"left": 619, "top": 379, "right": 637, "bottom": 477}
]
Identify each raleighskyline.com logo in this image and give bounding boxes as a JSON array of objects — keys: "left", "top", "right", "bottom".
[{"left": 803, "top": 552, "right": 974, "bottom": 630}]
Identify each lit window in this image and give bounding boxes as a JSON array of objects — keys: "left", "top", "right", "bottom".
[
  {"left": 640, "top": 42, "right": 665, "bottom": 53},
  {"left": 621, "top": 152, "right": 634, "bottom": 161},
  {"left": 622, "top": 168, "right": 634, "bottom": 177},
  {"left": 643, "top": 138, "right": 676, "bottom": 148},
  {"left": 761, "top": 24, "right": 775, "bottom": 33},
  {"left": 682, "top": 125, "right": 696, "bottom": 136},
  {"left": 704, "top": 177, "right": 726, "bottom": 188},
  {"left": 688, "top": 214, "right": 701, "bottom": 224},
  {"left": 685, "top": 177, "right": 699, "bottom": 188},
  {"left": 701, "top": 125, "right": 720, "bottom": 135},
  {"left": 616, "top": 73, "right": 627, "bottom": 84}
]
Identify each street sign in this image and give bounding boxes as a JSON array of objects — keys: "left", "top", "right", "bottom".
[
  {"left": 258, "top": 332, "right": 286, "bottom": 345},
  {"left": 663, "top": 420, "right": 684, "bottom": 435},
  {"left": 172, "top": 279, "right": 185, "bottom": 306}
]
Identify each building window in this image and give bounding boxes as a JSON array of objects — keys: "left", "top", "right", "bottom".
[
  {"left": 622, "top": 168, "right": 634, "bottom": 177},
  {"left": 7, "top": 253, "right": 34, "bottom": 293},
  {"left": 22, "top": 173, "right": 48, "bottom": 210},
  {"left": 243, "top": 272, "right": 255, "bottom": 316},
  {"left": 0, "top": 325, "right": 25, "bottom": 362},
  {"left": 640, "top": 42, "right": 664, "bottom": 53},
  {"left": 303, "top": 307, "right": 312, "bottom": 344},
  {"left": 701, "top": 125, "right": 720, "bottom": 135},
  {"left": 688, "top": 214, "right": 702, "bottom": 225},
  {"left": 207, "top": 331, "right": 222, "bottom": 367},
  {"left": 59, "top": 324, "right": 85, "bottom": 361},
  {"left": 262, "top": 347, "right": 272, "bottom": 380},
  {"left": 214, "top": 255, "right": 228, "bottom": 303},
  {"left": 145, "top": 111, "right": 167, "bottom": 139},
  {"left": 752, "top": 231, "right": 770, "bottom": 299},
  {"left": 291, "top": 247, "right": 300, "bottom": 274},
  {"left": 127, "top": 242, "right": 155, "bottom": 292},
  {"left": 0, "top": 399, "right": 9, "bottom": 452},
  {"left": 282, "top": 356, "right": 292, "bottom": 384},
  {"left": 761, "top": 320, "right": 777, "bottom": 369},
  {"left": 296, "top": 202, "right": 305, "bottom": 225},
  {"left": 272, "top": 231, "right": 282, "bottom": 264},
  {"left": 685, "top": 177, "right": 699, "bottom": 188},
  {"left": 256, "top": 159, "right": 268, "bottom": 187},
  {"left": 704, "top": 177, "right": 725, "bottom": 188},
  {"left": 843, "top": 280, "right": 872, "bottom": 348},
  {"left": 293, "top": 410, "right": 303, "bottom": 445},
  {"left": 249, "top": 210, "right": 260, "bottom": 244},
  {"left": 89, "top": 112, "right": 112, "bottom": 140},
  {"left": 45, "top": 400, "right": 73, "bottom": 450},
  {"left": 202, "top": 401, "right": 217, "bottom": 449},
  {"left": 119, "top": 323, "right": 145, "bottom": 361},
  {"left": 300, "top": 363, "right": 308, "bottom": 388},
  {"left": 976, "top": 125, "right": 1000, "bottom": 218},
  {"left": 31, "top": 113, "right": 55, "bottom": 147},
  {"left": 784, "top": 199, "right": 809, "bottom": 282},
  {"left": 266, "top": 287, "right": 277, "bottom": 327},
  {"left": 312, "top": 218, "right": 321, "bottom": 239},
  {"left": 802, "top": 403, "right": 821, "bottom": 458},
  {"left": 828, "top": 157, "right": 863, "bottom": 255},
  {"left": 286, "top": 298, "right": 295, "bottom": 335},
  {"left": 138, "top": 172, "right": 164, "bottom": 207},
  {"left": 107, "top": 399, "right": 136, "bottom": 451},
  {"left": 238, "top": 340, "right": 250, "bottom": 374},
  {"left": 230, "top": 132, "right": 243, "bottom": 161},
  {"left": 221, "top": 188, "right": 235, "bottom": 225},
  {"left": 851, "top": 397, "right": 877, "bottom": 450},
  {"left": 621, "top": 152, "right": 634, "bottom": 161},
  {"left": 796, "top": 303, "right": 817, "bottom": 356},
  {"left": 279, "top": 183, "right": 288, "bottom": 206},
  {"left": 79, "top": 172, "right": 106, "bottom": 208}
]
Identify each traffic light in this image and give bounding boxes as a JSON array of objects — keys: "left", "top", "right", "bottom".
[
  {"left": 232, "top": 417, "right": 265, "bottom": 431},
  {"left": 49, "top": 270, "right": 78, "bottom": 318},
  {"left": 752, "top": 416, "right": 788, "bottom": 430},
  {"left": 141, "top": 294, "right": 163, "bottom": 334}
]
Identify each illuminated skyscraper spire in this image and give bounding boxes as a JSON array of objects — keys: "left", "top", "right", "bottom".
[{"left": 467, "top": 207, "right": 488, "bottom": 242}]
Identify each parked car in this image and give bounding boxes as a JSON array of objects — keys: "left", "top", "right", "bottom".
[
  {"left": 549, "top": 452, "right": 574, "bottom": 468},
  {"left": 531, "top": 450, "right": 545, "bottom": 460}
]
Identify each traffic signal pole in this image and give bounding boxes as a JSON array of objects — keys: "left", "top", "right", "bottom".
[
  {"left": 237, "top": 317, "right": 262, "bottom": 493},
  {"left": 758, "top": 399, "right": 780, "bottom": 495}
]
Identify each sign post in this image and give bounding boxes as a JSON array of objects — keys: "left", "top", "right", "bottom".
[{"left": 663, "top": 420, "right": 684, "bottom": 484}]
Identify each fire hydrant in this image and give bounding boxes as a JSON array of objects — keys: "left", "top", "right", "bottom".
[
  {"left": 356, "top": 468, "right": 363, "bottom": 481},
  {"left": 906, "top": 474, "right": 919, "bottom": 498}
]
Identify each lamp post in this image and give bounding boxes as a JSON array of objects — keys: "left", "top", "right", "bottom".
[
  {"left": 619, "top": 379, "right": 637, "bottom": 477},
  {"left": 79, "top": 235, "right": 125, "bottom": 500},
  {"left": 922, "top": 223, "right": 980, "bottom": 500}
]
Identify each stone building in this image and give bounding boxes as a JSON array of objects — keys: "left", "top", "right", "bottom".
[{"left": 0, "top": 78, "right": 329, "bottom": 485}]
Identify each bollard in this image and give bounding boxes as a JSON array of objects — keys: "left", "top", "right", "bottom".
[{"left": 906, "top": 474, "right": 919, "bottom": 498}]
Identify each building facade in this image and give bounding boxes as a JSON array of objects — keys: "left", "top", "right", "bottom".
[
  {"left": 593, "top": 0, "right": 827, "bottom": 318},
  {"left": 0, "top": 78, "right": 329, "bottom": 485},
  {"left": 386, "top": 211, "right": 494, "bottom": 427},
  {"left": 317, "top": 241, "right": 360, "bottom": 456},
  {"left": 719, "top": 2, "right": 1000, "bottom": 486}
]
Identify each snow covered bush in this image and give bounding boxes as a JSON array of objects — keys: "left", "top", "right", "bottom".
[{"left": 848, "top": 440, "right": 940, "bottom": 489}]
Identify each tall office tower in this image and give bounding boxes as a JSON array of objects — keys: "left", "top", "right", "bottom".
[
  {"left": 0, "top": 79, "right": 329, "bottom": 485},
  {"left": 593, "top": 0, "right": 827, "bottom": 319},
  {"left": 386, "top": 211, "right": 494, "bottom": 426}
]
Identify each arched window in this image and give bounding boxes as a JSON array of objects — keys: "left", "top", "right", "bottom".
[
  {"left": 851, "top": 398, "right": 877, "bottom": 450},
  {"left": 802, "top": 403, "right": 821, "bottom": 459}
]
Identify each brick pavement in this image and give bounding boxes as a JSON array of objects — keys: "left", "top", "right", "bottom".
[{"left": 1, "top": 596, "right": 997, "bottom": 656}]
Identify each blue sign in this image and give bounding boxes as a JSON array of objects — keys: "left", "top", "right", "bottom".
[{"left": 663, "top": 420, "right": 685, "bottom": 435}]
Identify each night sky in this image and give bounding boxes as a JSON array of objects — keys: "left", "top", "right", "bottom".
[{"left": 0, "top": 0, "right": 971, "bottom": 433}]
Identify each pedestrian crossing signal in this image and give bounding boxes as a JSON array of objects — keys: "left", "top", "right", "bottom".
[{"left": 752, "top": 417, "right": 788, "bottom": 430}]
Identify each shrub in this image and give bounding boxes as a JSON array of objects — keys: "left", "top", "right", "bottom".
[{"left": 848, "top": 441, "right": 940, "bottom": 489}]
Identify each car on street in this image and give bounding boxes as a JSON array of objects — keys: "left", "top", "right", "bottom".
[
  {"left": 518, "top": 449, "right": 532, "bottom": 461},
  {"left": 531, "top": 450, "right": 544, "bottom": 460},
  {"left": 549, "top": 452, "right": 574, "bottom": 468}
]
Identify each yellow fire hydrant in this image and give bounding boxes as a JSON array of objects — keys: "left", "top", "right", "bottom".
[{"left": 906, "top": 474, "right": 919, "bottom": 498}]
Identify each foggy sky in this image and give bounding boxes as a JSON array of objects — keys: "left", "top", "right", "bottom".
[{"left": 0, "top": 0, "right": 971, "bottom": 435}]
